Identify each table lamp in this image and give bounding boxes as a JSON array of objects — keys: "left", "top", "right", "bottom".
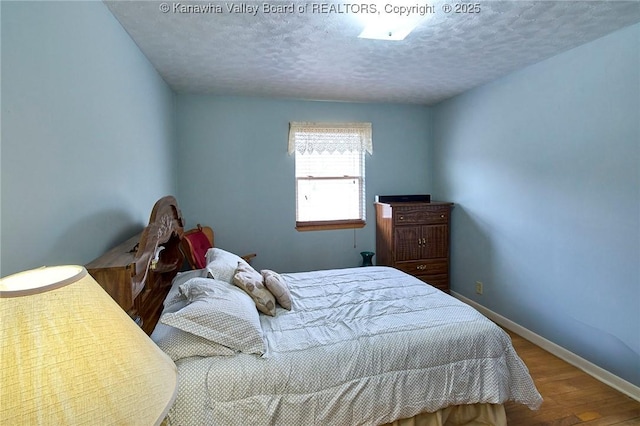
[{"left": 0, "top": 265, "right": 177, "bottom": 425}]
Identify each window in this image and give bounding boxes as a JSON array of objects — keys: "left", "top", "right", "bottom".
[{"left": 288, "top": 122, "right": 372, "bottom": 231}]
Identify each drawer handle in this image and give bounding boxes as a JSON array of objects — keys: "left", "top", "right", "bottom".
[
  {"left": 440, "top": 214, "right": 445, "bottom": 218},
  {"left": 416, "top": 265, "right": 427, "bottom": 270},
  {"left": 399, "top": 215, "right": 404, "bottom": 220}
]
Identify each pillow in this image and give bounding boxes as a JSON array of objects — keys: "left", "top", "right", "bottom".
[
  {"left": 160, "top": 277, "right": 265, "bottom": 355},
  {"left": 163, "top": 268, "right": 210, "bottom": 312},
  {"left": 153, "top": 322, "right": 235, "bottom": 361},
  {"left": 261, "top": 269, "right": 292, "bottom": 310},
  {"left": 205, "top": 248, "right": 250, "bottom": 283},
  {"left": 233, "top": 262, "right": 276, "bottom": 316}
]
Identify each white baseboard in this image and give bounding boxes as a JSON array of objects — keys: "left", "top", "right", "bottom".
[{"left": 451, "top": 291, "right": 640, "bottom": 402}]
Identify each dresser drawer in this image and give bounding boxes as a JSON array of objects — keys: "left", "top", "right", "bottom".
[
  {"left": 87, "top": 265, "right": 137, "bottom": 312},
  {"left": 395, "top": 259, "right": 448, "bottom": 275},
  {"left": 394, "top": 206, "right": 449, "bottom": 225}
]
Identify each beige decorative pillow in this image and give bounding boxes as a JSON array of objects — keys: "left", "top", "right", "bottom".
[
  {"left": 261, "top": 269, "right": 292, "bottom": 310},
  {"left": 233, "top": 262, "right": 276, "bottom": 316}
]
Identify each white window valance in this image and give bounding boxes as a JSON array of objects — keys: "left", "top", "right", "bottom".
[{"left": 288, "top": 122, "right": 373, "bottom": 155}]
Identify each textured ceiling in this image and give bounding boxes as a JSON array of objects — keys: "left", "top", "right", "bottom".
[{"left": 105, "top": 0, "right": 640, "bottom": 105}]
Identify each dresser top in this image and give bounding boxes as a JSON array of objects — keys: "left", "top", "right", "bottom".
[{"left": 85, "top": 234, "right": 140, "bottom": 269}]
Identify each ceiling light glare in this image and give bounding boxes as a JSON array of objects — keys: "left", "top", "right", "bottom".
[{"left": 358, "top": 1, "right": 434, "bottom": 41}]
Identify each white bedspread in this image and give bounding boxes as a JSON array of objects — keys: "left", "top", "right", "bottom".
[{"left": 163, "top": 267, "right": 542, "bottom": 425}]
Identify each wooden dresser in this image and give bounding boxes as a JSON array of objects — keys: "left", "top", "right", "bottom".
[
  {"left": 375, "top": 201, "right": 453, "bottom": 292},
  {"left": 86, "top": 196, "right": 185, "bottom": 335}
]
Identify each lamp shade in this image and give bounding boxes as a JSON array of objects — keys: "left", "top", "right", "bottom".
[{"left": 1, "top": 266, "right": 177, "bottom": 425}]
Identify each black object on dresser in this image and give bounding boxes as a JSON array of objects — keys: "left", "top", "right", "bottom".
[{"left": 375, "top": 194, "right": 431, "bottom": 203}]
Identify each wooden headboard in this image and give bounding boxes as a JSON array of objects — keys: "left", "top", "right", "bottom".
[
  {"left": 133, "top": 196, "right": 185, "bottom": 291},
  {"left": 86, "top": 196, "right": 185, "bottom": 334}
]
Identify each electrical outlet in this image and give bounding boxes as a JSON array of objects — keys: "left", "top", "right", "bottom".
[{"left": 475, "top": 281, "right": 483, "bottom": 295}]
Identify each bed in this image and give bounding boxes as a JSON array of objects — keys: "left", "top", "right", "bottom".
[{"left": 150, "top": 244, "right": 543, "bottom": 425}]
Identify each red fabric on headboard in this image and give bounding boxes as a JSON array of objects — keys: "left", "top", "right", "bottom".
[{"left": 183, "top": 231, "right": 211, "bottom": 269}]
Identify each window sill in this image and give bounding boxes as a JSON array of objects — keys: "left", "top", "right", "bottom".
[{"left": 296, "top": 220, "right": 365, "bottom": 232}]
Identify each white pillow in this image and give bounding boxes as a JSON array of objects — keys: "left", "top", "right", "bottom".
[
  {"left": 163, "top": 268, "right": 210, "bottom": 312},
  {"left": 153, "top": 322, "right": 235, "bottom": 361},
  {"left": 160, "top": 277, "right": 265, "bottom": 355},
  {"left": 205, "top": 248, "right": 250, "bottom": 283}
]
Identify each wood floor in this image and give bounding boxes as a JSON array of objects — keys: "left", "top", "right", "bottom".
[{"left": 504, "top": 330, "right": 640, "bottom": 425}]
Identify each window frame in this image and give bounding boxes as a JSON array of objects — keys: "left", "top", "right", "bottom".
[
  {"left": 290, "top": 122, "right": 371, "bottom": 232},
  {"left": 295, "top": 168, "right": 366, "bottom": 232}
]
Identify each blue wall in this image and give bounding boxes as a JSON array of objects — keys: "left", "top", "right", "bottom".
[
  {"left": 432, "top": 24, "right": 640, "bottom": 387},
  {"left": 1, "top": 1, "right": 176, "bottom": 276},
  {"left": 175, "top": 95, "right": 432, "bottom": 273}
]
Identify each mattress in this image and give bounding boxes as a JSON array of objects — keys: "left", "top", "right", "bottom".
[{"left": 156, "top": 266, "right": 542, "bottom": 425}]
